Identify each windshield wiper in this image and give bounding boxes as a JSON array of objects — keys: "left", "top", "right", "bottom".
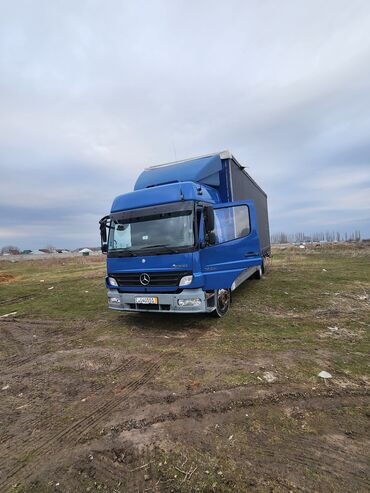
[{"left": 138, "top": 244, "right": 180, "bottom": 254}]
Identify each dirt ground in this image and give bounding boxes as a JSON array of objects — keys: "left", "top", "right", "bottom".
[{"left": 0, "top": 244, "right": 369, "bottom": 492}]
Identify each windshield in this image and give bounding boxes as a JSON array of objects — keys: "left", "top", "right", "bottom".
[{"left": 108, "top": 205, "right": 195, "bottom": 255}]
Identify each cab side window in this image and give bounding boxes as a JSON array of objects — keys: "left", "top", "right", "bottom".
[{"left": 213, "top": 205, "right": 250, "bottom": 244}]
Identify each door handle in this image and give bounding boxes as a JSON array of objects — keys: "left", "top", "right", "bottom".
[{"left": 244, "top": 252, "right": 257, "bottom": 257}]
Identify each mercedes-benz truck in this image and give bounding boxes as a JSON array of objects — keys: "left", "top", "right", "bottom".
[{"left": 99, "top": 151, "right": 270, "bottom": 317}]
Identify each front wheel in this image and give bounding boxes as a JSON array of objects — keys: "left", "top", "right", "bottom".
[{"left": 212, "top": 288, "right": 231, "bottom": 317}]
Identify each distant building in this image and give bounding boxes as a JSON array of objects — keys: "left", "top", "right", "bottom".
[{"left": 79, "top": 248, "right": 93, "bottom": 256}]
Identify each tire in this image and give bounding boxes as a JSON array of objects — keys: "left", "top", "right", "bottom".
[{"left": 212, "top": 288, "right": 231, "bottom": 317}]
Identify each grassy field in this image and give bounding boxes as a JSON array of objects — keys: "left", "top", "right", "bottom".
[{"left": 0, "top": 243, "right": 369, "bottom": 492}]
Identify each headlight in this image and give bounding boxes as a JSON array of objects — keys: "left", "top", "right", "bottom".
[
  {"left": 177, "top": 298, "right": 201, "bottom": 307},
  {"left": 179, "top": 275, "right": 193, "bottom": 286},
  {"left": 107, "top": 276, "right": 118, "bottom": 287}
]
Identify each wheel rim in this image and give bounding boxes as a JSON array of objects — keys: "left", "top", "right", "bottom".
[{"left": 217, "top": 289, "right": 230, "bottom": 312}]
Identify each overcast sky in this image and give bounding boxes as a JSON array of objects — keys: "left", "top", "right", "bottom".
[{"left": 1, "top": 0, "right": 370, "bottom": 249}]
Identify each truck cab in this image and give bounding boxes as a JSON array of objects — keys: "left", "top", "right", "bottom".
[{"left": 100, "top": 151, "right": 270, "bottom": 316}]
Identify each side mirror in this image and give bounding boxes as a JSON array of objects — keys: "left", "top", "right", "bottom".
[
  {"left": 204, "top": 205, "right": 216, "bottom": 246},
  {"left": 100, "top": 222, "right": 107, "bottom": 243},
  {"left": 204, "top": 205, "right": 215, "bottom": 232},
  {"left": 99, "top": 216, "right": 110, "bottom": 253}
]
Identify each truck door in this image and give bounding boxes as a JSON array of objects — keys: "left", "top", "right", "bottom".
[{"left": 199, "top": 201, "right": 261, "bottom": 290}]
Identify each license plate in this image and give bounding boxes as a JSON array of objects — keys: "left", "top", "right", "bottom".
[{"left": 135, "top": 296, "right": 158, "bottom": 304}]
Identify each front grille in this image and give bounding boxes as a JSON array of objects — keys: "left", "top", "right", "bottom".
[{"left": 110, "top": 271, "right": 191, "bottom": 287}]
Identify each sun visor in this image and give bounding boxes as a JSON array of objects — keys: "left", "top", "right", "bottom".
[{"left": 110, "top": 201, "right": 194, "bottom": 223}]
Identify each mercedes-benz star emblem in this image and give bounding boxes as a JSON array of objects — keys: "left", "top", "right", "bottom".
[{"left": 140, "top": 273, "right": 150, "bottom": 285}]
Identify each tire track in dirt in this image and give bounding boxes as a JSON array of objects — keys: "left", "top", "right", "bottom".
[
  {"left": 0, "top": 295, "right": 35, "bottom": 306},
  {"left": 0, "top": 319, "right": 155, "bottom": 459},
  {"left": 0, "top": 318, "right": 206, "bottom": 491},
  {"left": 71, "top": 390, "right": 370, "bottom": 492},
  {"left": 0, "top": 319, "right": 141, "bottom": 453},
  {"left": 2, "top": 352, "right": 139, "bottom": 380},
  {"left": 0, "top": 355, "right": 37, "bottom": 377},
  {"left": 90, "top": 356, "right": 145, "bottom": 391},
  {"left": 0, "top": 318, "right": 61, "bottom": 327},
  {"left": 0, "top": 319, "right": 100, "bottom": 370},
  {"left": 114, "top": 386, "right": 370, "bottom": 432},
  {"left": 258, "top": 433, "right": 370, "bottom": 489},
  {"left": 0, "top": 325, "right": 24, "bottom": 356},
  {"left": 114, "top": 388, "right": 369, "bottom": 491},
  {"left": 0, "top": 353, "right": 35, "bottom": 368},
  {"left": 71, "top": 355, "right": 172, "bottom": 443},
  {"left": 0, "top": 351, "right": 175, "bottom": 492},
  {"left": 0, "top": 356, "right": 147, "bottom": 460}
]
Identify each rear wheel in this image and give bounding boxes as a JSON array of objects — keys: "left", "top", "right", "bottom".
[{"left": 212, "top": 288, "right": 231, "bottom": 317}]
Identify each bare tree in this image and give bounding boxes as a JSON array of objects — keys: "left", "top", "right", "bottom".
[
  {"left": 271, "top": 230, "right": 362, "bottom": 245},
  {"left": 1, "top": 245, "right": 21, "bottom": 255},
  {"left": 43, "top": 244, "right": 57, "bottom": 252}
]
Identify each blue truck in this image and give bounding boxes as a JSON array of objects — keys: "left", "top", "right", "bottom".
[{"left": 99, "top": 151, "right": 270, "bottom": 317}]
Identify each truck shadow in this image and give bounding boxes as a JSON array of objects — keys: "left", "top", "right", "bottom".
[{"left": 119, "top": 311, "right": 213, "bottom": 336}]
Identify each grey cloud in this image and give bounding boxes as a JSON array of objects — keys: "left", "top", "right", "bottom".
[{"left": 1, "top": 0, "right": 370, "bottom": 249}]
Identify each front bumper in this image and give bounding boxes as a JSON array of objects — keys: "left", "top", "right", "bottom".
[{"left": 107, "top": 288, "right": 214, "bottom": 313}]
